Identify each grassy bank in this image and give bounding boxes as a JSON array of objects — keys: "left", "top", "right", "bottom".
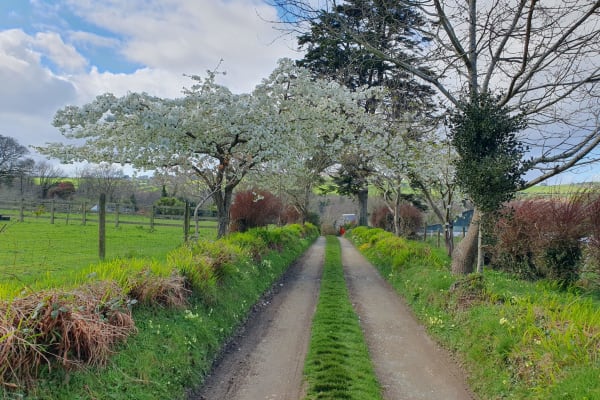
[
  {"left": 349, "top": 227, "right": 600, "bottom": 399},
  {"left": 303, "top": 236, "right": 382, "bottom": 400},
  {"left": 2, "top": 224, "right": 318, "bottom": 399}
]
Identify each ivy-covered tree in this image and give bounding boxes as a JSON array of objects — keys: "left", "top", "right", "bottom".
[{"left": 449, "top": 92, "right": 529, "bottom": 272}]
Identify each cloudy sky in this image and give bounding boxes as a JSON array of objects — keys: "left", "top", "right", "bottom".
[{"left": 0, "top": 0, "right": 300, "bottom": 171}]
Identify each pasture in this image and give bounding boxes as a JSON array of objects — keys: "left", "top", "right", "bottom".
[{"left": 0, "top": 216, "right": 216, "bottom": 297}]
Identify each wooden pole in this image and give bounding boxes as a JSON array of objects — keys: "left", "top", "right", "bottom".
[
  {"left": 50, "top": 200, "right": 55, "bottom": 224},
  {"left": 19, "top": 198, "right": 25, "bottom": 222},
  {"left": 150, "top": 205, "right": 155, "bottom": 230},
  {"left": 99, "top": 194, "right": 106, "bottom": 260},
  {"left": 183, "top": 201, "right": 190, "bottom": 242}
]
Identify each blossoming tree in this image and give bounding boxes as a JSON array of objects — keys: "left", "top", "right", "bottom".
[{"left": 38, "top": 59, "right": 383, "bottom": 237}]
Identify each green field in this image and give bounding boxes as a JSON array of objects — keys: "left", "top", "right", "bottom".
[{"left": 0, "top": 217, "right": 216, "bottom": 296}]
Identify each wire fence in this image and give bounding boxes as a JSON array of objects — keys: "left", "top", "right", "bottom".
[
  {"left": 0, "top": 196, "right": 218, "bottom": 285},
  {"left": 0, "top": 197, "right": 217, "bottom": 231}
]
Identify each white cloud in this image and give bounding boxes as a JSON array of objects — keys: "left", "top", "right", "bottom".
[
  {"left": 33, "top": 31, "right": 88, "bottom": 72},
  {"left": 63, "top": 0, "right": 299, "bottom": 92},
  {"left": 0, "top": 29, "right": 78, "bottom": 115},
  {"left": 67, "top": 30, "right": 120, "bottom": 49}
]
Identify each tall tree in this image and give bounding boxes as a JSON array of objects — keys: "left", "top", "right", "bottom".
[
  {"left": 295, "top": 0, "right": 436, "bottom": 226},
  {"left": 77, "top": 163, "right": 127, "bottom": 202},
  {"left": 275, "top": 0, "right": 600, "bottom": 273},
  {"left": 0, "top": 135, "right": 29, "bottom": 183}
]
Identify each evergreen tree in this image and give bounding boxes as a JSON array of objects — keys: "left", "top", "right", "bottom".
[{"left": 297, "top": 0, "right": 435, "bottom": 225}]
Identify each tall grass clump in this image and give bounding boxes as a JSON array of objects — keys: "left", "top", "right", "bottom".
[
  {"left": 304, "top": 236, "right": 382, "bottom": 400},
  {"left": 350, "top": 226, "right": 600, "bottom": 399},
  {"left": 0, "top": 281, "right": 136, "bottom": 390}
]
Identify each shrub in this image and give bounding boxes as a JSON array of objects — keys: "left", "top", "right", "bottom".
[
  {"left": 227, "top": 231, "right": 268, "bottom": 260},
  {"left": 398, "top": 203, "right": 424, "bottom": 238},
  {"left": 167, "top": 246, "right": 219, "bottom": 304},
  {"left": 490, "top": 195, "right": 588, "bottom": 286},
  {"left": 370, "top": 206, "right": 394, "bottom": 232},
  {"left": 127, "top": 270, "right": 189, "bottom": 308},
  {"left": 47, "top": 181, "right": 76, "bottom": 200},
  {"left": 154, "top": 197, "right": 185, "bottom": 216},
  {"left": 230, "top": 189, "right": 282, "bottom": 232},
  {"left": 369, "top": 204, "right": 423, "bottom": 238},
  {"left": 280, "top": 205, "right": 302, "bottom": 224}
]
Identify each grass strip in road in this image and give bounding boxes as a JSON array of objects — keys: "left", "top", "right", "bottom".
[{"left": 303, "top": 236, "right": 382, "bottom": 400}]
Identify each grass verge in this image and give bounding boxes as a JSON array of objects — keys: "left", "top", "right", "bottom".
[
  {"left": 349, "top": 226, "right": 600, "bottom": 399},
  {"left": 2, "top": 224, "right": 318, "bottom": 399},
  {"left": 303, "top": 236, "right": 382, "bottom": 400}
]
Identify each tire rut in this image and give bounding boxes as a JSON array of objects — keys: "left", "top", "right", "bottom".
[
  {"left": 340, "top": 237, "right": 475, "bottom": 400},
  {"left": 188, "top": 237, "right": 324, "bottom": 400}
]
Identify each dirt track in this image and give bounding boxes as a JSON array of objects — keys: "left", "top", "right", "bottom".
[{"left": 189, "top": 236, "right": 474, "bottom": 400}]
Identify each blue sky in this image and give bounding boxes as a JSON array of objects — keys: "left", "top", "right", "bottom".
[{"left": 0, "top": 0, "right": 298, "bottom": 173}]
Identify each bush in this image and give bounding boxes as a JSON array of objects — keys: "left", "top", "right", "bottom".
[
  {"left": 349, "top": 226, "right": 447, "bottom": 270},
  {"left": 154, "top": 197, "right": 185, "bottom": 216},
  {"left": 280, "top": 205, "right": 302, "bottom": 224},
  {"left": 370, "top": 206, "right": 394, "bottom": 232},
  {"left": 369, "top": 204, "right": 423, "bottom": 238},
  {"left": 230, "top": 189, "right": 282, "bottom": 232},
  {"left": 0, "top": 282, "right": 136, "bottom": 388},
  {"left": 490, "top": 195, "right": 588, "bottom": 286}
]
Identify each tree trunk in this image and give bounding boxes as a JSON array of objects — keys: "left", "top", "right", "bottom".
[
  {"left": 451, "top": 208, "right": 481, "bottom": 274},
  {"left": 445, "top": 225, "right": 454, "bottom": 257},
  {"left": 357, "top": 188, "right": 368, "bottom": 226},
  {"left": 477, "top": 221, "right": 483, "bottom": 273},
  {"left": 392, "top": 204, "right": 401, "bottom": 236},
  {"left": 214, "top": 188, "right": 234, "bottom": 238}
]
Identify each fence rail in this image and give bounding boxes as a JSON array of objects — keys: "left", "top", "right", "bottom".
[
  {"left": 0, "top": 197, "right": 218, "bottom": 262},
  {"left": 0, "top": 197, "right": 217, "bottom": 229}
]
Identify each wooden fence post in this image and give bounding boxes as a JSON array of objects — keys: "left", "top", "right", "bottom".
[
  {"left": 115, "top": 203, "right": 120, "bottom": 228},
  {"left": 50, "top": 200, "right": 55, "bottom": 224},
  {"left": 99, "top": 194, "right": 106, "bottom": 260},
  {"left": 19, "top": 198, "right": 25, "bottom": 222},
  {"left": 183, "top": 201, "right": 190, "bottom": 242},
  {"left": 437, "top": 229, "right": 441, "bottom": 248},
  {"left": 150, "top": 205, "right": 155, "bottom": 230}
]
